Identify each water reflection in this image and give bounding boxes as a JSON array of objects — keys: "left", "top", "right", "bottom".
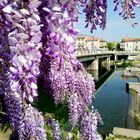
[
  {"left": 87, "top": 70, "right": 99, "bottom": 81},
  {"left": 87, "top": 65, "right": 114, "bottom": 89},
  {"left": 87, "top": 65, "right": 109, "bottom": 81},
  {"left": 121, "top": 70, "right": 140, "bottom": 81},
  {"left": 91, "top": 70, "right": 138, "bottom": 135}
]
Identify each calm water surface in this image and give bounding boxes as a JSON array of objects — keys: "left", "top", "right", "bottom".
[{"left": 92, "top": 70, "right": 138, "bottom": 135}]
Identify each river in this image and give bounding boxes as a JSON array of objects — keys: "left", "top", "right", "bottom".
[{"left": 88, "top": 66, "right": 139, "bottom": 135}]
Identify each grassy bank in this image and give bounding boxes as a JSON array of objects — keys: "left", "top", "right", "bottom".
[
  {"left": 115, "top": 60, "right": 140, "bottom": 68},
  {"left": 114, "top": 60, "right": 133, "bottom": 67}
]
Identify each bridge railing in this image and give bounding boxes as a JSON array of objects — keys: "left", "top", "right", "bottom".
[
  {"left": 76, "top": 50, "right": 110, "bottom": 56},
  {"left": 76, "top": 50, "right": 140, "bottom": 57}
]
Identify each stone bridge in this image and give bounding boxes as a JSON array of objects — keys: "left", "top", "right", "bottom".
[
  {"left": 76, "top": 51, "right": 139, "bottom": 62},
  {"left": 76, "top": 51, "right": 139, "bottom": 70}
]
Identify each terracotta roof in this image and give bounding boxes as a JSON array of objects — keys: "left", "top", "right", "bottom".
[
  {"left": 122, "top": 38, "right": 140, "bottom": 42},
  {"left": 77, "top": 35, "right": 106, "bottom": 42},
  {"left": 85, "top": 37, "right": 98, "bottom": 41},
  {"left": 77, "top": 35, "right": 86, "bottom": 39}
]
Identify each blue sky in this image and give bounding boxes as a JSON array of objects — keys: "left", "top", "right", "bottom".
[{"left": 76, "top": 0, "right": 140, "bottom": 42}]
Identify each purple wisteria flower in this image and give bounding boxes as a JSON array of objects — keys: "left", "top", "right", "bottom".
[
  {"left": 1, "top": 0, "right": 139, "bottom": 140},
  {"left": 83, "top": 0, "right": 107, "bottom": 32},
  {"left": 1, "top": 0, "right": 47, "bottom": 139},
  {"left": 3, "top": 0, "right": 42, "bottom": 102},
  {"left": 113, "top": 0, "right": 139, "bottom": 26},
  {"left": 22, "top": 104, "right": 47, "bottom": 140},
  {"left": 47, "top": 118, "right": 62, "bottom": 140},
  {"left": 39, "top": 0, "right": 98, "bottom": 138},
  {"left": 80, "top": 109, "right": 102, "bottom": 140}
]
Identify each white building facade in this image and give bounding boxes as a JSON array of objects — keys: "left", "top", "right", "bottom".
[
  {"left": 120, "top": 38, "right": 140, "bottom": 51},
  {"left": 100, "top": 39, "right": 107, "bottom": 48},
  {"left": 76, "top": 35, "right": 107, "bottom": 50},
  {"left": 76, "top": 36, "right": 86, "bottom": 49},
  {"left": 85, "top": 37, "right": 100, "bottom": 50},
  {"left": 76, "top": 35, "right": 107, "bottom": 56}
]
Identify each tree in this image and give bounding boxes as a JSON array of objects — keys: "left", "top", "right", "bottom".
[
  {"left": 116, "top": 43, "right": 121, "bottom": 51},
  {"left": 107, "top": 42, "right": 116, "bottom": 50},
  {"left": 0, "top": 0, "right": 139, "bottom": 140}
]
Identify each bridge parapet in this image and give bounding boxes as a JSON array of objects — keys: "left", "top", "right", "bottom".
[
  {"left": 76, "top": 50, "right": 140, "bottom": 57},
  {"left": 76, "top": 50, "right": 111, "bottom": 56}
]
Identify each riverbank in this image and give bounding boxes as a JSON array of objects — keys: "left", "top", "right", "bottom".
[
  {"left": 115, "top": 60, "right": 140, "bottom": 68},
  {"left": 127, "top": 84, "right": 140, "bottom": 130},
  {"left": 106, "top": 128, "right": 140, "bottom": 140}
]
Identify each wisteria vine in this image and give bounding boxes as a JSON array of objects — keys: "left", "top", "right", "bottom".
[{"left": 0, "top": 0, "right": 139, "bottom": 140}]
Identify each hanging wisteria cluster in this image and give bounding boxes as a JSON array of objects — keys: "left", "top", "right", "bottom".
[
  {"left": 0, "top": 0, "right": 139, "bottom": 140},
  {"left": 47, "top": 117, "right": 62, "bottom": 140},
  {"left": 114, "top": 0, "right": 139, "bottom": 26},
  {"left": 80, "top": 109, "right": 102, "bottom": 140},
  {"left": 83, "top": 0, "right": 107, "bottom": 32}
]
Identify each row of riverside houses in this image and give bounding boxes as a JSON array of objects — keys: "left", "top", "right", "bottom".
[
  {"left": 76, "top": 35, "right": 140, "bottom": 56},
  {"left": 76, "top": 35, "right": 107, "bottom": 56},
  {"left": 120, "top": 37, "right": 140, "bottom": 51}
]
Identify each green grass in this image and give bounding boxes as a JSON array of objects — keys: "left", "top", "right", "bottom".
[
  {"left": 115, "top": 60, "right": 133, "bottom": 67},
  {"left": 105, "top": 134, "right": 140, "bottom": 140},
  {"left": 129, "top": 88, "right": 138, "bottom": 95}
]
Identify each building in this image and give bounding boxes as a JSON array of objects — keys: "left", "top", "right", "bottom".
[
  {"left": 120, "top": 38, "right": 140, "bottom": 51},
  {"left": 85, "top": 36, "right": 100, "bottom": 50},
  {"left": 100, "top": 39, "right": 108, "bottom": 48},
  {"left": 76, "top": 35, "right": 86, "bottom": 49},
  {"left": 76, "top": 35, "right": 107, "bottom": 51}
]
